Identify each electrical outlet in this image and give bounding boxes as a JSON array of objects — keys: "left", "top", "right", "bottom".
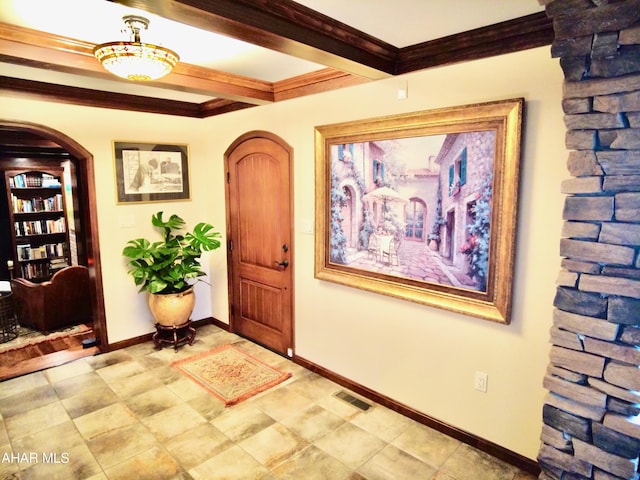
[{"left": 474, "top": 371, "right": 488, "bottom": 393}]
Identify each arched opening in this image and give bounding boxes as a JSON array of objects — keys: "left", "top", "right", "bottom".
[
  {"left": 0, "top": 120, "right": 107, "bottom": 369},
  {"left": 405, "top": 197, "right": 427, "bottom": 242}
]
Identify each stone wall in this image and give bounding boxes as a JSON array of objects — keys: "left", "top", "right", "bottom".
[{"left": 538, "top": 1, "right": 640, "bottom": 479}]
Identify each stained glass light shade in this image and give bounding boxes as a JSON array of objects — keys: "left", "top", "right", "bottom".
[
  {"left": 93, "top": 15, "right": 179, "bottom": 82},
  {"left": 93, "top": 42, "right": 179, "bottom": 81}
]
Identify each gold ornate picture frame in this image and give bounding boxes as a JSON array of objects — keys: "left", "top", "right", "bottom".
[{"left": 314, "top": 99, "right": 524, "bottom": 324}]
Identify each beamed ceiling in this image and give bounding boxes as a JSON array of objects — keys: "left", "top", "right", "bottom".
[{"left": 0, "top": 0, "right": 553, "bottom": 118}]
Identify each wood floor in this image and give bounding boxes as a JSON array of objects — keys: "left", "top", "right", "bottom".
[{"left": 0, "top": 329, "right": 98, "bottom": 381}]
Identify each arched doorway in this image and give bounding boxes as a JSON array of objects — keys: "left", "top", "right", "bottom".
[
  {"left": 0, "top": 120, "right": 107, "bottom": 358},
  {"left": 405, "top": 198, "right": 427, "bottom": 242}
]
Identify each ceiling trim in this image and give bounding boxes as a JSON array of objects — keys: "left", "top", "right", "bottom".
[
  {"left": 0, "top": 22, "right": 276, "bottom": 104},
  {"left": 0, "top": 6, "right": 554, "bottom": 118},
  {"left": 0, "top": 76, "right": 203, "bottom": 116},
  {"left": 113, "top": 0, "right": 398, "bottom": 79},
  {"left": 397, "top": 12, "right": 554, "bottom": 73}
]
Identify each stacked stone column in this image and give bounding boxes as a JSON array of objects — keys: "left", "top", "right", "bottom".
[{"left": 537, "top": 1, "right": 640, "bottom": 479}]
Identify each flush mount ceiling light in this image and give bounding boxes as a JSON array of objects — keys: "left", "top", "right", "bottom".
[{"left": 93, "top": 15, "right": 179, "bottom": 81}]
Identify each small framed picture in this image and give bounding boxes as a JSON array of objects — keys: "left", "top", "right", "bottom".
[{"left": 113, "top": 141, "right": 190, "bottom": 203}]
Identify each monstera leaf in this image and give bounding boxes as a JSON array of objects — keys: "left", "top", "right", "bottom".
[{"left": 122, "top": 212, "right": 222, "bottom": 294}]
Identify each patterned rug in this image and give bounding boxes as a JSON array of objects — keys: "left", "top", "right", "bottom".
[
  {"left": 172, "top": 344, "right": 291, "bottom": 406},
  {"left": 0, "top": 324, "right": 91, "bottom": 354}
]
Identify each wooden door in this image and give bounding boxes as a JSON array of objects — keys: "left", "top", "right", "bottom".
[{"left": 225, "top": 132, "right": 293, "bottom": 355}]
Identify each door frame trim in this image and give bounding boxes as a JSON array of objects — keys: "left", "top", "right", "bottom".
[
  {"left": 224, "top": 130, "right": 294, "bottom": 353},
  {"left": 1, "top": 119, "right": 108, "bottom": 348}
]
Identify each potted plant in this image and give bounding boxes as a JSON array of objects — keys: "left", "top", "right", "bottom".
[{"left": 122, "top": 211, "right": 221, "bottom": 326}]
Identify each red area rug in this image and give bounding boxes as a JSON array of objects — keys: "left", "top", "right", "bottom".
[{"left": 172, "top": 344, "right": 291, "bottom": 406}]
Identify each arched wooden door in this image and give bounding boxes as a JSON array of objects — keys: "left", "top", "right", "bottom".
[{"left": 224, "top": 131, "right": 293, "bottom": 356}]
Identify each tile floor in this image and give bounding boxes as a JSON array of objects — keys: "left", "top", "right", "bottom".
[{"left": 0, "top": 324, "right": 538, "bottom": 480}]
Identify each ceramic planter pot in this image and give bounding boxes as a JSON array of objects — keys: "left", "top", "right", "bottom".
[{"left": 147, "top": 287, "right": 195, "bottom": 327}]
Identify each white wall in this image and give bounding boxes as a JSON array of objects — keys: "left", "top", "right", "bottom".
[{"left": 0, "top": 46, "right": 566, "bottom": 460}]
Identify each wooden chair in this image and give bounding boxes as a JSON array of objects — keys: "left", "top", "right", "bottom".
[
  {"left": 11, "top": 265, "right": 92, "bottom": 332},
  {"left": 382, "top": 237, "right": 401, "bottom": 266},
  {"left": 367, "top": 234, "right": 379, "bottom": 261}
]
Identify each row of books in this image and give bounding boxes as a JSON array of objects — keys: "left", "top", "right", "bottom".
[
  {"left": 11, "top": 193, "right": 64, "bottom": 213},
  {"left": 19, "top": 259, "right": 69, "bottom": 280},
  {"left": 17, "top": 243, "right": 66, "bottom": 261},
  {"left": 9, "top": 173, "right": 61, "bottom": 188},
  {"left": 14, "top": 217, "right": 66, "bottom": 237}
]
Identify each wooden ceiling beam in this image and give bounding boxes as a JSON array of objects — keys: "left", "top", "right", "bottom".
[
  {"left": 0, "top": 76, "right": 202, "bottom": 117},
  {"left": 396, "top": 12, "right": 554, "bottom": 73},
  {"left": 0, "top": 22, "right": 275, "bottom": 104},
  {"left": 112, "top": 0, "right": 396, "bottom": 80}
]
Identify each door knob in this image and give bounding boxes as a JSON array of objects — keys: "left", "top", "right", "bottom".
[{"left": 274, "top": 259, "right": 289, "bottom": 268}]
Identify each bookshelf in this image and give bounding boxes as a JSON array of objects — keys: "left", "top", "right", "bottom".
[{"left": 5, "top": 168, "right": 71, "bottom": 281}]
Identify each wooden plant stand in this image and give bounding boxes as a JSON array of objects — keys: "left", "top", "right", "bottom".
[{"left": 152, "top": 320, "right": 195, "bottom": 351}]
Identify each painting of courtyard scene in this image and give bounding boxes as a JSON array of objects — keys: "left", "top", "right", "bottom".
[{"left": 329, "top": 130, "right": 496, "bottom": 293}]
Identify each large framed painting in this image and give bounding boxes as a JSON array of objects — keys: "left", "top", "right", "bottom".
[
  {"left": 114, "top": 141, "right": 190, "bottom": 204},
  {"left": 314, "top": 99, "right": 524, "bottom": 324}
]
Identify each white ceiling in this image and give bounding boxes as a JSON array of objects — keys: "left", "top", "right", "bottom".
[{"left": 0, "top": 0, "right": 545, "bottom": 104}]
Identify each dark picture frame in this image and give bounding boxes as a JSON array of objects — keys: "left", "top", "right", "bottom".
[
  {"left": 114, "top": 141, "right": 190, "bottom": 204},
  {"left": 314, "top": 99, "right": 524, "bottom": 324}
]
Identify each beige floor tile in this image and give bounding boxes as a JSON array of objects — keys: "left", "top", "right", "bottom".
[
  {"left": 43, "top": 358, "right": 94, "bottom": 384},
  {"left": 186, "top": 390, "right": 227, "bottom": 421},
  {"left": 0, "top": 384, "right": 57, "bottom": 418},
  {"left": 286, "top": 373, "right": 343, "bottom": 401},
  {"left": 52, "top": 371, "right": 108, "bottom": 400},
  {"left": 358, "top": 443, "right": 438, "bottom": 480},
  {"left": 11, "top": 420, "right": 85, "bottom": 456},
  {"left": 251, "top": 385, "right": 314, "bottom": 422},
  {"left": 1, "top": 326, "right": 539, "bottom": 480},
  {"left": 314, "top": 422, "right": 387, "bottom": 470},
  {"left": 166, "top": 376, "right": 213, "bottom": 401},
  {"left": 189, "top": 445, "right": 270, "bottom": 480},
  {"left": 513, "top": 471, "right": 539, "bottom": 480},
  {"left": 164, "top": 422, "right": 233, "bottom": 470},
  {"left": 0, "top": 420, "right": 7, "bottom": 445},
  {"left": 271, "top": 445, "right": 353, "bottom": 480},
  {"left": 141, "top": 403, "right": 207, "bottom": 442},
  {"left": 391, "top": 422, "right": 460, "bottom": 468},
  {"left": 0, "top": 453, "right": 20, "bottom": 478},
  {"left": 439, "top": 444, "right": 519, "bottom": 480},
  {"left": 61, "top": 384, "right": 119, "bottom": 418},
  {"left": 280, "top": 404, "right": 345, "bottom": 442},
  {"left": 120, "top": 341, "right": 160, "bottom": 358},
  {"left": 350, "top": 403, "right": 413, "bottom": 442},
  {"left": 211, "top": 404, "right": 275, "bottom": 442},
  {"left": 104, "top": 445, "right": 183, "bottom": 480},
  {"left": 0, "top": 371, "right": 48, "bottom": 400},
  {"left": 87, "top": 422, "right": 159, "bottom": 470},
  {"left": 17, "top": 442, "right": 102, "bottom": 480},
  {"left": 84, "top": 473, "right": 108, "bottom": 480},
  {"left": 5, "top": 401, "right": 69, "bottom": 440},
  {"left": 85, "top": 350, "right": 133, "bottom": 370},
  {"left": 94, "top": 359, "right": 146, "bottom": 384},
  {"left": 433, "top": 472, "right": 457, "bottom": 480},
  {"left": 316, "top": 392, "right": 367, "bottom": 421},
  {"left": 125, "top": 385, "right": 185, "bottom": 418},
  {"left": 108, "top": 370, "right": 166, "bottom": 399},
  {"left": 73, "top": 402, "right": 138, "bottom": 441},
  {"left": 239, "top": 423, "right": 309, "bottom": 469},
  {"left": 151, "top": 364, "right": 187, "bottom": 385}
]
